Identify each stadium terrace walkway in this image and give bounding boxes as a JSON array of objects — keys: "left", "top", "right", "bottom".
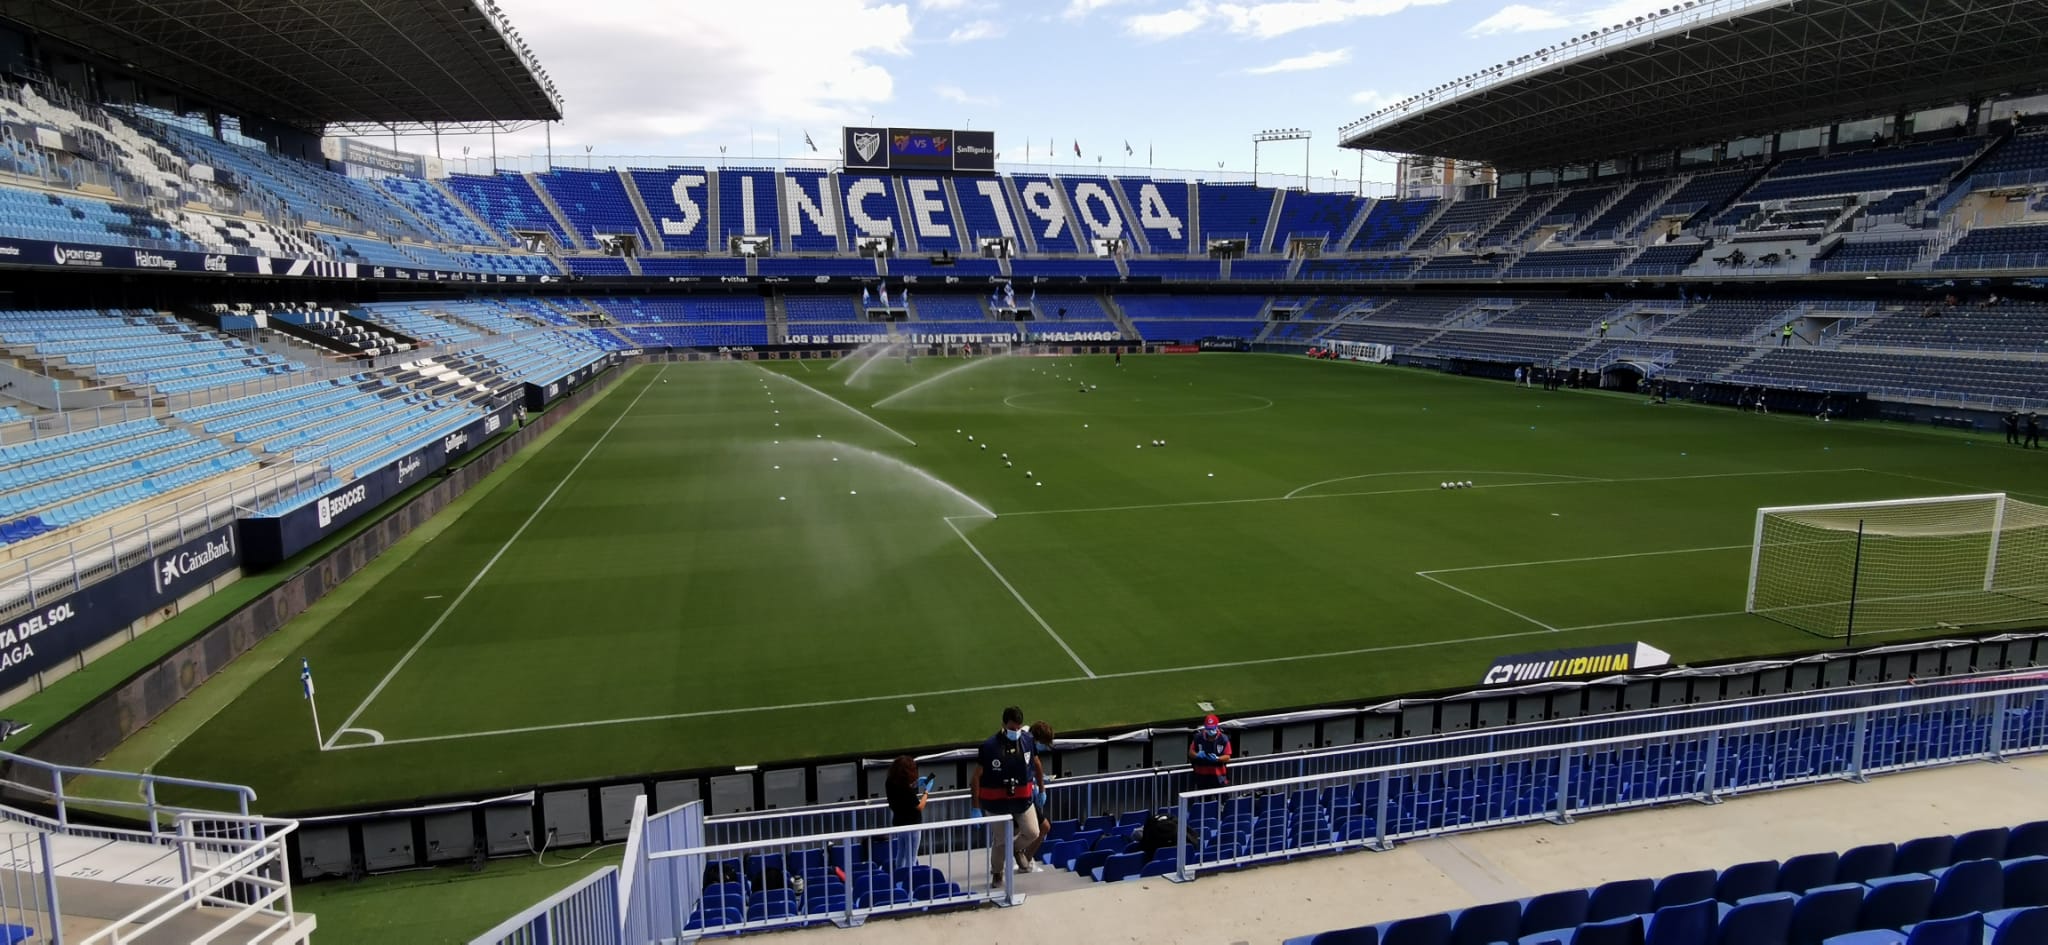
[{"left": 767, "top": 755, "right": 2048, "bottom": 944}]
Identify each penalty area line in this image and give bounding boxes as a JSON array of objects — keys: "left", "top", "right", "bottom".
[
  {"left": 322, "top": 365, "right": 668, "bottom": 750},
  {"left": 1414, "top": 571, "right": 1560, "bottom": 632},
  {"left": 945, "top": 517, "right": 1096, "bottom": 677}
]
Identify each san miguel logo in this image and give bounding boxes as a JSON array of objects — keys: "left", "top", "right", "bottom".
[{"left": 853, "top": 132, "right": 882, "bottom": 162}]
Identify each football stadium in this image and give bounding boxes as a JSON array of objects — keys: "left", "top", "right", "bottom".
[{"left": 0, "top": 0, "right": 2046, "bottom": 941}]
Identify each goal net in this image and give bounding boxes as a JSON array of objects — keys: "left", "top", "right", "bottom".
[{"left": 1746, "top": 493, "right": 2048, "bottom": 638}]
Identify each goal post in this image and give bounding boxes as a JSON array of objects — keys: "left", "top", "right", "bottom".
[{"left": 1746, "top": 493, "right": 2048, "bottom": 639}]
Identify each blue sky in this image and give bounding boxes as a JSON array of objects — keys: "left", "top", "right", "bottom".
[{"left": 389, "top": 0, "right": 1674, "bottom": 186}]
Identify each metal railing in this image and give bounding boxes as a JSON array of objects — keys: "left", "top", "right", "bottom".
[
  {"left": 696, "top": 671, "right": 2044, "bottom": 850},
  {"left": 469, "top": 867, "right": 621, "bottom": 945},
  {"left": 0, "top": 749, "right": 255, "bottom": 838},
  {"left": 76, "top": 812, "right": 302, "bottom": 945},
  {"left": 0, "top": 831, "right": 58, "bottom": 944},
  {"left": 1171, "top": 680, "right": 2048, "bottom": 880},
  {"left": 0, "top": 458, "right": 327, "bottom": 626}
]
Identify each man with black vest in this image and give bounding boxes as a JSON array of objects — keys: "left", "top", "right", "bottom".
[{"left": 972, "top": 706, "right": 1042, "bottom": 883}]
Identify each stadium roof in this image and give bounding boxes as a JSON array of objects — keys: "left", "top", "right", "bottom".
[
  {"left": 1339, "top": 0, "right": 2048, "bottom": 170},
  {"left": 0, "top": 0, "right": 562, "bottom": 133}
]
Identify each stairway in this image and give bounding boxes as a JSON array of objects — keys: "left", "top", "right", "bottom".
[
  {"left": 433, "top": 179, "right": 512, "bottom": 247},
  {"left": 765, "top": 294, "right": 790, "bottom": 345},
  {"left": 619, "top": 168, "right": 662, "bottom": 249},
  {"left": 1101, "top": 294, "right": 1140, "bottom": 340},
  {"left": 1258, "top": 188, "right": 1286, "bottom": 254},
  {"left": 525, "top": 172, "right": 587, "bottom": 250}
]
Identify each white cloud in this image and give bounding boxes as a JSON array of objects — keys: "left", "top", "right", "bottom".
[
  {"left": 935, "top": 84, "right": 997, "bottom": 106},
  {"left": 1127, "top": 6, "right": 1212, "bottom": 38},
  {"left": 1124, "top": 0, "right": 1450, "bottom": 41},
  {"left": 1468, "top": 0, "right": 1675, "bottom": 36},
  {"left": 452, "top": 0, "right": 910, "bottom": 154},
  {"left": 1065, "top": 0, "right": 1139, "bottom": 18},
  {"left": 1245, "top": 48, "right": 1352, "bottom": 74},
  {"left": 1469, "top": 3, "right": 1570, "bottom": 33},
  {"left": 1350, "top": 88, "right": 1397, "bottom": 107},
  {"left": 1216, "top": 0, "right": 1454, "bottom": 38},
  {"left": 920, "top": 0, "right": 971, "bottom": 8},
  {"left": 946, "top": 19, "right": 1006, "bottom": 41}
]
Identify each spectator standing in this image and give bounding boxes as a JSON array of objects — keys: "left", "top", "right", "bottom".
[
  {"left": 1780, "top": 323, "right": 1793, "bottom": 346},
  {"left": 2029, "top": 412, "right": 2042, "bottom": 449},
  {"left": 972, "top": 706, "right": 1042, "bottom": 883},
  {"left": 1188, "top": 714, "right": 1233, "bottom": 791},
  {"left": 2005, "top": 411, "right": 2021, "bottom": 446},
  {"left": 884, "top": 756, "right": 928, "bottom": 873}
]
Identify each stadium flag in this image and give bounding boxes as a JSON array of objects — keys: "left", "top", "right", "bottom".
[
  {"left": 862, "top": 285, "right": 871, "bottom": 305},
  {"left": 1124, "top": 140, "right": 1133, "bottom": 156},
  {"left": 1074, "top": 140, "right": 1082, "bottom": 158},
  {"left": 1149, "top": 141, "right": 1153, "bottom": 166},
  {"left": 804, "top": 130, "right": 817, "bottom": 152},
  {"left": 1005, "top": 282, "right": 1016, "bottom": 308}
]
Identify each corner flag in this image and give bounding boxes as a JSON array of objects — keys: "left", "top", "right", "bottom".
[{"left": 300, "top": 658, "right": 315, "bottom": 699}]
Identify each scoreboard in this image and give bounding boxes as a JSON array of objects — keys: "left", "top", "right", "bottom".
[{"left": 843, "top": 126, "right": 995, "bottom": 173}]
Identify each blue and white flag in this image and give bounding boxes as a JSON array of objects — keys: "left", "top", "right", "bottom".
[
  {"left": 861, "top": 285, "right": 871, "bottom": 305},
  {"left": 300, "top": 658, "right": 315, "bottom": 699}
]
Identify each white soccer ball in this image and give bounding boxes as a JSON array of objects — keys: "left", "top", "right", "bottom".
[
  {"left": 1441, "top": 482, "right": 1450, "bottom": 489},
  {"left": 1005, "top": 461, "right": 1013, "bottom": 467},
  {"left": 980, "top": 444, "right": 987, "bottom": 450},
  {"left": 1025, "top": 470, "right": 1033, "bottom": 477},
  {"left": 968, "top": 435, "right": 974, "bottom": 441},
  {"left": 1136, "top": 444, "right": 1144, "bottom": 449},
  {"left": 1464, "top": 481, "right": 1474, "bottom": 488}
]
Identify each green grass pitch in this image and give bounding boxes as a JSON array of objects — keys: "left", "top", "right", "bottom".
[{"left": 143, "top": 353, "right": 2048, "bottom": 811}]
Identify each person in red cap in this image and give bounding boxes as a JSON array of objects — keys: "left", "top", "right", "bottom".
[{"left": 1188, "top": 715, "right": 1232, "bottom": 790}]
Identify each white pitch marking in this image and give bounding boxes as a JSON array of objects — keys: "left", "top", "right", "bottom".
[
  {"left": 946, "top": 517, "right": 1096, "bottom": 677},
  {"left": 422, "top": 595, "right": 444, "bottom": 600},
  {"left": 1414, "top": 571, "right": 1560, "bottom": 632},
  {"left": 335, "top": 727, "right": 386, "bottom": 746},
  {"left": 323, "top": 365, "right": 668, "bottom": 749},
  {"left": 757, "top": 366, "right": 918, "bottom": 446},
  {"left": 1418, "top": 544, "right": 1751, "bottom": 575},
  {"left": 1555, "top": 610, "right": 1748, "bottom": 632},
  {"left": 1283, "top": 470, "right": 1598, "bottom": 500},
  {"left": 323, "top": 624, "right": 1589, "bottom": 750}
]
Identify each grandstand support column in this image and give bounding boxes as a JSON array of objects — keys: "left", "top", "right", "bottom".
[
  {"left": 525, "top": 173, "right": 587, "bottom": 250},
  {"left": 938, "top": 177, "right": 974, "bottom": 254},
  {"left": 1107, "top": 183, "right": 1152, "bottom": 256},
  {"left": 891, "top": 182, "right": 921, "bottom": 255},
  {"left": 1257, "top": 189, "right": 1285, "bottom": 254},
  {"left": 619, "top": 169, "right": 662, "bottom": 249},
  {"left": 706, "top": 169, "right": 725, "bottom": 253},
  {"left": 1044, "top": 174, "right": 1088, "bottom": 253},
  {"left": 999, "top": 175, "right": 1041, "bottom": 255}
]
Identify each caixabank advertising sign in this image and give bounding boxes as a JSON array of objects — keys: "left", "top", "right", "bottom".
[{"left": 0, "top": 526, "right": 241, "bottom": 690}]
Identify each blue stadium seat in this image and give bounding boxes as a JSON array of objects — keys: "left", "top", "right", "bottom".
[
  {"left": 1714, "top": 891, "right": 1794, "bottom": 945},
  {"left": 1590, "top": 879, "right": 1656, "bottom": 921},
  {"left": 1983, "top": 904, "right": 2048, "bottom": 944},
  {"left": 1382, "top": 912, "right": 1452, "bottom": 945},
  {"left": 1789, "top": 884, "right": 1866, "bottom": 945},
  {"left": 1717, "top": 861, "right": 1781, "bottom": 904},
  {"left": 1096, "top": 851, "right": 1146, "bottom": 883},
  {"left": 2002, "top": 856, "right": 2048, "bottom": 909},
  {"left": 1304, "top": 927, "right": 1378, "bottom": 945},
  {"left": 1782, "top": 853, "right": 1842, "bottom": 894},
  {"left": 1895, "top": 837, "right": 1956, "bottom": 876},
  {"left": 1522, "top": 889, "right": 1593, "bottom": 937},
  {"left": 1644, "top": 898, "right": 1715, "bottom": 945},
  {"left": 1449, "top": 900, "right": 1521, "bottom": 945},
  {"left": 1655, "top": 870, "right": 1718, "bottom": 911},
  {"left": 1839, "top": 845, "right": 1898, "bottom": 885},
  {"left": 1926, "top": 858, "right": 2001, "bottom": 918},
  {"left": 1858, "top": 875, "right": 1936, "bottom": 931},
  {"left": 2008, "top": 823, "right": 2048, "bottom": 860},
  {"left": 1952, "top": 829, "right": 2008, "bottom": 864},
  {"left": 1522, "top": 914, "right": 1643, "bottom": 945},
  {"left": 1820, "top": 910, "right": 1980, "bottom": 945}
]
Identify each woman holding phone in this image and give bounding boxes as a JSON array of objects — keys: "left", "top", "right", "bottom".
[{"left": 885, "top": 755, "right": 928, "bottom": 872}]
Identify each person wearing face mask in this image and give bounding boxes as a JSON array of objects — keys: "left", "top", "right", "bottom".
[
  {"left": 972, "top": 705, "right": 1042, "bottom": 883},
  {"left": 1188, "top": 715, "right": 1232, "bottom": 791}
]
